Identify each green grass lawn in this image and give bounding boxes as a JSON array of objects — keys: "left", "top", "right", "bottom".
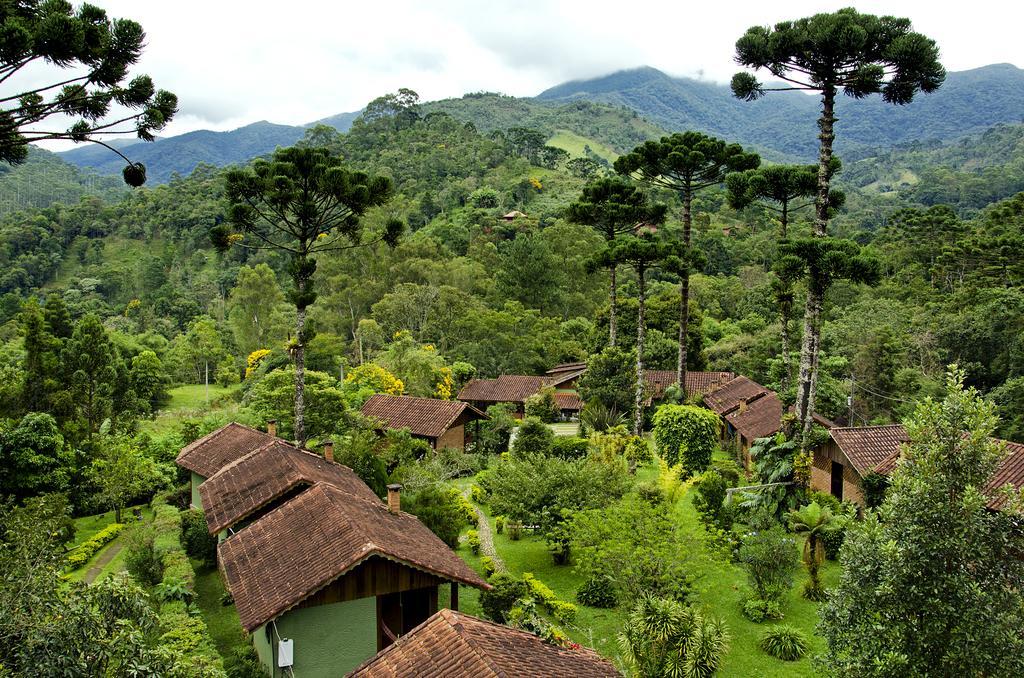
[
  {"left": 548, "top": 422, "right": 580, "bottom": 437},
  {"left": 194, "top": 562, "right": 249, "bottom": 663},
  {"left": 461, "top": 460, "right": 840, "bottom": 675}
]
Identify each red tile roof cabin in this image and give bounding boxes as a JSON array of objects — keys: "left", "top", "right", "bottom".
[
  {"left": 219, "top": 483, "right": 488, "bottom": 632},
  {"left": 199, "top": 438, "right": 379, "bottom": 534},
  {"left": 360, "top": 394, "right": 487, "bottom": 439},
  {"left": 347, "top": 608, "right": 619, "bottom": 677},
  {"left": 820, "top": 423, "right": 1024, "bottom": 509}
]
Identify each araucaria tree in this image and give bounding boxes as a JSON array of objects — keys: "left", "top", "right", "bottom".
[
  {"left": 0, "top": 1, "right": 178, "bottom": 185},
  {"left": 615, "top": 132, "right": 759, "bottom": 395},
  {"left": 726, "top": 165, "right": 836, "bottom": 391},
  {"left": 592, "top": 234, "right": 673, "bottom": 433},
  {"left": 218, "top": 147, "right": 402, "bottom": 446},
  {"left": 566, "top": 178, "right": 667, "bottom": 347},
  {"left": 731, "top": 8, "right": 944, "bottom": 442},
  {"left": 820, "top": 368, "right": 1024, "bottom": 675}
]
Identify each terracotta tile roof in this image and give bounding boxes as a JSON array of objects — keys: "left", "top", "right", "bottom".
[
  {"left": 199, "top": 440, "right": 380, "bottom": 534},
  {"left": 725, "top": 391, "right": 784, "bottom": 441},
  {"left": 548, "top": 369, "right": 587, "bottom": 387},
  {"left": 703, "top": 376, "right": 769, "bottom": 415},
  {"left": 987, "top": 440, "right": 1024, "bottom": 509},
  {"left": 834, "top": 425, "right": 1024, "bottom": 510},
  {"left": 347, "top": 609, "right": 619, "bottom": 677},
  {"left": 831, "top": 425, "right": 910, "bottom": 477},
  {"left": 457, "top": 375, "right": 549, "bottom": 404},
  {"left": 643, "top": 370, "right": 736, "bottom": 401},
  {"left": 175, "top": 422, "right": 275, "bottom": 478},
  {"left": 546, "top": 362, "right": 587, "bottom": 376},
  {"left": 220, "top": 484, "right": 488, "bottom": 631},
  {"left": 554, "top": 392, "right": 584, "bottom": 411},
  {"left": 361, "top": 395, "right": 486, "bottom": 439}
]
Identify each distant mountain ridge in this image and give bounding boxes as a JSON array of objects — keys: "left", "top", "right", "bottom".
[
  {"left": 55, "top": 63, "right": 1024, "bottom": 183},
  {"left": 537, "top": 64, "right": 1024, "bottom": 159}
]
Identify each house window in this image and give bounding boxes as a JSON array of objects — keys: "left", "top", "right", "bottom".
[{"left": 831, "top": 461, "right": 844, "bottom": 501}]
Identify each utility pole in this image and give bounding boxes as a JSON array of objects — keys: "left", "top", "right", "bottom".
[
  {"left": 205, "top": 360, "right": 209, "bottom": 406},
  {"left": 847, "top": 375, "right": 855, "bottom": 425}
]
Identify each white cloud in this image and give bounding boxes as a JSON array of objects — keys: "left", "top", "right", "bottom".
[{"left": 27, "top": 0, "right": 1024, "bottom": 140}]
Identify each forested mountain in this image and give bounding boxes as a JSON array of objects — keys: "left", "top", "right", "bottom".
[
  {"left": 538, "top": 64, "right": 1024, "bottom": 159},
  {"left": 53, "top": 63, "right": 1024, "bottom": 187},
  {"left": 0, "top": 147, "right": 127, "bottom": 216},
  {"left": 59, "top": 120, "right": 309, "bottom": 183}
]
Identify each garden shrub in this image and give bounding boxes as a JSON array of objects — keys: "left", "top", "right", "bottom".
[
  {"left": 65, "top": 522, "right": 125, "bottom": 570},
  {"left": 480, "top": 573, "right": 530, "bottom": 623},
  {"left": 512, "top": 417, "right": 555, "bottom": 457},
  {"left": 551, "top": 436, "right": 589, "bottom": 460},
  {"left": 693, "top": 471, "right": 734, "bottom": 531},
  {"left": 709, "top": 458, "right": 743, "bottom": 486},
  {"left": 624, "top": 435, "right": 653, "bottom": 467},
  {"left": 507, "top": 521, "right": 523, "bottom": 540},
  {"left": 861, "top": 471, "right": 888, "bottom": 508},
  {"left": 652, "top": 405, "right": 719, "bottom": 475},
  {"left": 737, "top": 526, "right": 798, "bottom": 604},
  {"left": 760, "top": 625, "right": 809, "bottom": 661},
  {"left": 480, "top": 556, "right": 496, "bottom": 577},
  {"left": 466, "top": 529, "right": 481, "bottom": 554},
  {"left": 226, "top": 643, "right": 268, "bottom": 678},
  {"left": 124, "top": 526, "right": 162, "bottom": 586},
  {"left": 523, "top": 572, "right": 577, "bottom": 623},
  {"left": 742, "top": 597, "right": 784, "bottom": 623},
  {"left": 404, "top": 487, "right": 471, "bottom": 548},
  {"left": 524, "top": 387, "right": 559, "bottom": 423},
  {"left": 181, "top": 508, "right": 217, "bottom": 567},
  {"left": 635, "top": 481, "right": 664, "bottom": 505},
  {"left": 576, "top": 575, "right": 616, "bottom": 608},
  {"left": 470, "top": 484, "right": 486, "bottom": 503},
  {"left": 495, "top": 516, "right": 505, "bottom": 534}
]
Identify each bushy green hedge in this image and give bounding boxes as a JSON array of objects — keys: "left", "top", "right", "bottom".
[
  {"left": 524, "top": 572, "right": 577, "bottom": 623},
  {"left": 150, "top": 497, "right": 226, "bottom": 677},
  {"left": 551, "top": 436, "right": 589, "bottom": 460},
  {"left": 66, "top": 522, "right": 126, "bottom": 570}
]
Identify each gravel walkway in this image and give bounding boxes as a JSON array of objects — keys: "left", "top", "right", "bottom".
[{"left": 462, "top": 488, "right": 506, "bottom": 574}]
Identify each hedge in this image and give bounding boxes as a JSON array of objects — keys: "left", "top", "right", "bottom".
[
  {"left": 523, "top": 572, "right": 577, "bottom": 623},
  {"left": 66, "top": 522, "right": 126, "bottom": 571},
  {"left": 150, "top": 496, "right": 226, "bottom": 677}
]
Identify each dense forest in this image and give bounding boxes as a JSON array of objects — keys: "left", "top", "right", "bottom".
[{"left": 2, "top": 4, "right": 1024, "bottom": 675}]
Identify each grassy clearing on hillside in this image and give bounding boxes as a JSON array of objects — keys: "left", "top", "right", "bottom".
[
  {"left": 141, "top": 383, "right": 243, "bottom": 434},
  {"left": 547, "top": 129, "right": 619, "bottom": 162},
  {"left": 67, "top": 505, "right": 153, "bottom": 581},
  {"left": 461, "top": 461, "right": 838, "bottom": 676}
]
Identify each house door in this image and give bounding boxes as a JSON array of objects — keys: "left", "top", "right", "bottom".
[{"left": 831, "top": 461, "right": 844, "bottom": 501}]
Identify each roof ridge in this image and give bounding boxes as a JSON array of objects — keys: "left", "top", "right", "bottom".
[{"left": 207, "top": 439, "right": 280, "bottom": 478}]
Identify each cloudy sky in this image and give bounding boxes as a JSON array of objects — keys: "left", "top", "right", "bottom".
[{"left": 22, "top": 0, "right": 1024, "bottom": 139}]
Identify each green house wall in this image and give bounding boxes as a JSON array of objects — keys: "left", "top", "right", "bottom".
[
  {"left": 191, "top": 472, "right": 204, "bottom": 509},
  {"left": 253, "top": 597, "right": 377, "bottom": 678}
]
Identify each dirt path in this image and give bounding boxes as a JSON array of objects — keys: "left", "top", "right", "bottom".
[
  {"left": 462, "top": 489, "right": 506, "bottom": 574},
  {"left": 83, "top": 541, "right": 124, "bottom": 584}
]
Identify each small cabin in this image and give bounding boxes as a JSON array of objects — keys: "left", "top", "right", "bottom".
[
  {"left": 220, "top": 483, "right": 488, "bottom": 677},
  {"left": 360, "top": 394, "right": 487, "bottom": 450}
]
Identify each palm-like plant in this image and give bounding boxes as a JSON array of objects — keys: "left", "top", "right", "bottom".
[
  {"left": 786, "top": 501, "right": 838, "bottom": 601},
  {"left": 619, "top": 595, "right": 729, "bottom": 678}
]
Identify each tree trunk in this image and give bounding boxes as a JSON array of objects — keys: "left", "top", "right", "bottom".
[
  {"left": 294, "top": 270, "right": 309, "bottom": 447},
  {"left": 779, "top": 200, "right": 791, "bottom": 393},
  {"left": 633, "top": 266, "right": 647, "bottom": 435},
  {"left": 677, "top": 186, "right": 692, "bottom": 397},
  {"left": 609, "top": 264, "right": 618, "bottom": 348},
  {"left": 796, "top": 85, "right": 836, "bottom": 447},
  {"left": 115, "top": 505, "right": 121, "bottom": 524}
]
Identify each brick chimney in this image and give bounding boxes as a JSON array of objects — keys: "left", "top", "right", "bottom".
[
  {"left": 322, "top": 440, "right": 334, "bottom": 463},
  {"left": 267, "top": 419, "right": 277, "bottom": 437},
  {"left": 387, "top": 484, "right": 402, "bottom": 513}
]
